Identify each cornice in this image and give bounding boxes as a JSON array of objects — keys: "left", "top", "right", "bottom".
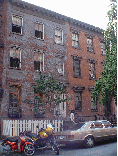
[{"left": 9, "top": 0, "right": 104, "bottom": 34}]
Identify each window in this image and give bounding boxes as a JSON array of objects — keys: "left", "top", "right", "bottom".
[
  {"left": 75, "top": 93, "right": 82, "bottom": 110},
  {"left": 72, "top": 33, "right": 78, "bottom": 47},
  {"left": 12, "top": 15, "right": 23, "bottom": 34},
  {"left": 94, "top": 122, "right": 103, "bottom": 128},
  {"left": 102, "top": 121, "right": 111, "bottom": 128},
  {"left": 35, "top": 23, "right": 44, "bottom": 39},
  {"left": 10, "top": 47, "right": 21, "bottom": 69},
  {"left": 34, "top": 94, "right": 44, "bottom": 111},
  {"left": 55, "top": 28, "right": 63, "bottom": 44},
  {"left": 56, "top": 57, "right": 64, "bottom": 74},
  {"left": 91, "top": 97, "right": 97, "bottom": 110},
  {"left": 54, "top": 94, "right": 66, "bottom": 117},
  {"left": 89, "top": 63, "right": 95, "bottom": 79},
  {"left": 73, "top": 56, "right": 81, "bottom": 78},
  {"left": 34, "top": 50, "right": 44, "bottom": 71},
  {"left": 9, "top": 86, "right": 21, "bottom": 110},
  {"left": 87, "top": 38, "right": 93, "bottom": 52},
  {"left": 100, "top": 43, "right": 106, "bottom": 55}
]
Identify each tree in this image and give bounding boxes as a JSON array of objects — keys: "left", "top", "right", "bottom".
[
  {"left": 91, "top": 0, "right": 117, "bottom": 118},
  {"left": 25, "top": 72, "right": 71, "bottom": 117}
]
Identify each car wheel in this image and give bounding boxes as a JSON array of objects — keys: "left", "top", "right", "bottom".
[{"left": 84, "top": 136, "right": 94, "bottom": 148}]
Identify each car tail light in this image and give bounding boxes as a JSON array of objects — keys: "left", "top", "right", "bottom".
[{"left": 68, "top": 135, "right": 74, "bottom": 138}]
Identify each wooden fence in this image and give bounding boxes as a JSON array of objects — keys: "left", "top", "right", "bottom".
[{"left": 2, "top": 119, "right": 63, "bottom": 137}]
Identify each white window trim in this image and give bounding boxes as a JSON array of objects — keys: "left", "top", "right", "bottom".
[
  {"left": 35, "top": 22, "right": 44, "bottom": 40},
  {"left": 10, "top": 46, "right": 22, "bottom": 69},
  {"left": 34, "top": 50, "right": 44, "bottom": 72},
  {"left": 55, "top": 27, "right": 63, "bottom": 45},
  {"left": 12, "top": 15, "right": 23, "bottom": 34}
]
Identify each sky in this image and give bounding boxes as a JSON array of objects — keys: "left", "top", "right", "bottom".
[{"left": 23, "top": 0, "right": 111, "bottom": 30}]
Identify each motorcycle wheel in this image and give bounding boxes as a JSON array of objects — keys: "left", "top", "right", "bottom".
[
  {"left": 23, "top": 144, "right": 35, "bottom": 156},
  {"left": 2, "top": 142, "right": 11, "bottom": 154},
  {"left": 52, "top": 144, "right": 59, "bottom": 155}
]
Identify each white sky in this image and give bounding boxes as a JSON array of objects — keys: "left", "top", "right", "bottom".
[{"left": 23, "top": 0, "right": 111, "bottom": 30}]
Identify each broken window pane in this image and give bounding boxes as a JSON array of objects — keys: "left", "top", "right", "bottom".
[
  {"left": 35, "top": 23, "right": 44, "bottom": 39},
  {"left": 34, "top": 51, "right": 44, "bottom": 71},
  {"left": 10, "top": 47, "right": 21, "bottom": 68},
  {"left": 12, "top": 16, "right": 22, "bottom": 34},
  {"left": 55, "top": 28, "right": 62, "bottom": 44}
]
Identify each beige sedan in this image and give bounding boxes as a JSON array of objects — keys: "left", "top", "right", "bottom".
[{"left": 56, "top": 120, "right": 117, "bottom": 148}]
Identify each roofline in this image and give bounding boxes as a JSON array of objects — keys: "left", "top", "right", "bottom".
[{"left": 9, "top": 0, "right": 104, "bottom": 34}]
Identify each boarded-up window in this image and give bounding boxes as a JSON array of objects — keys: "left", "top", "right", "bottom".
[
  {"left": 35, "top": 23, "right": 44, "bottom": 39},
  {"left": 12, "top": 15, "right": 23, "bottom": 34},
  {"left": 10, "top": 47, "right": 21, "bottom": 69}
]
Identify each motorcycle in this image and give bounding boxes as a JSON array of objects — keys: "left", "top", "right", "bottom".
[
  {"left": 25, "top": 123, "right": 59, "bottom": 155},
  {"left": 1, "top": 131, "right": 35, "bottom": 155}
]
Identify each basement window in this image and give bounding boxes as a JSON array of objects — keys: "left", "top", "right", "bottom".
[
  {"left": 12, "top": 15, "right": 23, "bottom": 34},
  {"left": 34, "top": 50, "right": 44, "bottom": 71},
  {"left": 35, "top": 23, "right": 44, "bottom": 39},
  {"left": 10, "top": 47, "right": 21, "bottom": 69}
]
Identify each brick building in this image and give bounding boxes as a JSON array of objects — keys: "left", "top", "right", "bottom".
[{"left": 0, "top": 0, "right": 116, "bottom": 135}]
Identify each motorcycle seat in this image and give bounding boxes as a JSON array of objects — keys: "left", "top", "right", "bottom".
[
  {"left": 7, "top": 138, "right": 18, "bottom": 142},
  {"left": 25, "top": 132, "right": 38, "bottom": 138}
]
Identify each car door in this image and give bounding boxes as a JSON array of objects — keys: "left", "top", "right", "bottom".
[
  {"left": 90, "top": 121, "right": 104, "bottom": 142},
  {"left": 102, "top": 121, "right": 117, "bottom": 140}
]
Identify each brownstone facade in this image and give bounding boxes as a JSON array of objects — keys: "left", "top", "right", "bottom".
[{"left": 0, "top": 0, "right": 116, "bottom": 134}]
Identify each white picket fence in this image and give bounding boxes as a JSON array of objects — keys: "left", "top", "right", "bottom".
[{"left": 3, "top": 120, "right": 63, "bottom": 137}]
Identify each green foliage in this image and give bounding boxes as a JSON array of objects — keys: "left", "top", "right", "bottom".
[
  {"left": 91, "top": 1, "right": 117, "bottom": 106},
  {"left": 32, "top": 72, "right": 71, "bottom": 113}
]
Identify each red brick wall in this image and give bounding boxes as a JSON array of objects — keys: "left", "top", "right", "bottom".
[{"left": 66, "top": 22, "right": 105, "bottom": 117}]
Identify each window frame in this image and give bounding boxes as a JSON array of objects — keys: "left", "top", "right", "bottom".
[
  {"left": 100, "top": 42, "right": 106, "bottom": 55},
  {"left": 35, "top": 22, "right": 44, "bottom": 40},
  {"left": 10, "top": 46, "right": 21, "bottom": 69},
  {"left": 91, "top": 97, "right": 98, "bottom": 111},
  {"left": 56, "top": 57, "right": 64, "bottom": 75},
  {"left": 72, "top": 33, "right": 79, "bottom": 47},
  {"left": 34, "top": 50, "right": 44, "bottom": 72},
  {"left": 12, "top": 15, "right": 23, "bottom": 34},
  {"left": 73, "top": 56, "right": 82, "bottom": 78},
  {"left": 89, "top": 62, "right": 95, "bottom": 79},
  {"left": 9, "top": 85, "right": 21, "bottom": 110},
  {"left": 75, "top": 92, "right": 82, "bottom": 111},
  {"left": 55, "top": 28, "right": 63, "bottom": 45}
]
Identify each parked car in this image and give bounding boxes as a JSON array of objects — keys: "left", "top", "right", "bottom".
[{"left": 56, "top": 120, "right": 117, "bottom": 148}]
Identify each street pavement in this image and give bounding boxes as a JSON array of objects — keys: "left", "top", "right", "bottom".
[{"left": 0, "top": 139, "right": 117, "bottom": 156}]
